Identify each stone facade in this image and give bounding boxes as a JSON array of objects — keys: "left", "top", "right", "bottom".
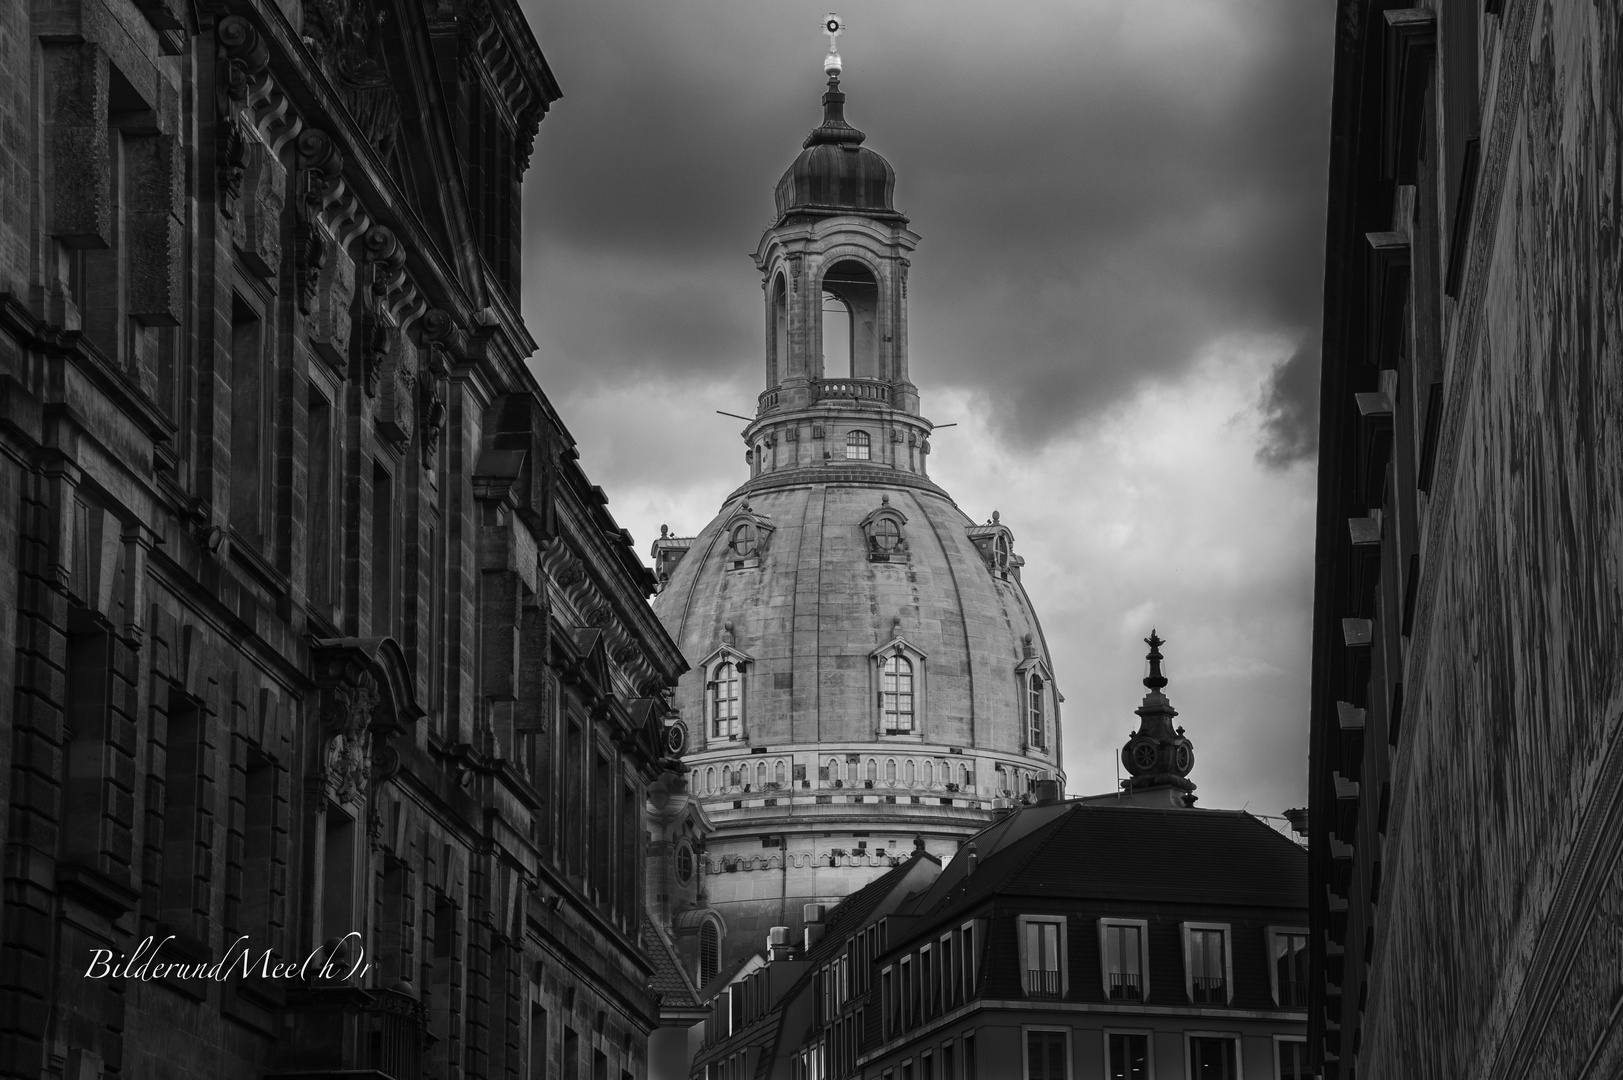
[
  {"left": 1311, "top": 1, "right": 1623, "bottom": 1077},
  {"left": 0, "top": 1, "right": 687, "bottom": 1079},
  {"left": 650, "top": 57, "right": 1064, "bottom": 984}
]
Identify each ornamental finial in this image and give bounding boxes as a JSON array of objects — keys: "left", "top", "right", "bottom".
[
  {"left": 822, "top": 13, "right": 845, "bottom": 78},
  {"left": 1143, "top": 629, "right": 1167, "bottom": 691}
]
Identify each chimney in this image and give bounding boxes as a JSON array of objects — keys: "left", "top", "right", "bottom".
[
  {"left": 1034, "top": 778, "right": 1060, "bottom": 804},
  {"left": 767, "top": 926, "right": 793, "bottom": 962},
  {"left": 1283, "top": 808, "right": 1309, "bottom": 836},
  {"left": 803, "top": 904, "right": 826, "bottom": 951},
  {"left": 963, "top": 842, "right": 978, "bottom": 878}
]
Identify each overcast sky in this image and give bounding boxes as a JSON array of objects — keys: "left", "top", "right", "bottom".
[{"left": 515, "top": 0, "right": 1335, "bottom": 817}]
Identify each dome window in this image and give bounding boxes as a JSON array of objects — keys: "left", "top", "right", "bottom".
[
  {"left": 721, "top": 503, "right": 775, "bottom": 570},
  {"left": 710, "top": 661, "right": 741, "bottom": 740},
  {"left": 1028, "top": 674, "right": 1046, "bottom": 749},
  {"left": 860, "top": 500, "right": 910, "bottom": 563},
  {"left": 882, "top": 655, "right": 915, "bottom": 734},
  {"left": 967, "top": 513, "right": 1024, "bottom": 580},
  {"left": 676, "top": 842, "right": 695, "bottom": 884},
  {"left": 846, "top": 430, "right": 872, "bottom": 460}
]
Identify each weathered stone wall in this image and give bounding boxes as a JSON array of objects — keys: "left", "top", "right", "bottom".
[{"left": 1359, "top": 2, "right": 1623, "bottom": 1075}]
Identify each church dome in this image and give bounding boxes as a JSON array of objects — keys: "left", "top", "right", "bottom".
[
  {"left": 773, "top": 77, "right": 901, "bottom": 221},
  {"left": 655, "top": 472, "right": 1055, "bottom": 764}
]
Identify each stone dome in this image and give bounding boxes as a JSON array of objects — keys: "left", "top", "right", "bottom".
[
  {"left": 655, "top": 471, "right": 1056, "bottom": 761},
  {"left": 773, "top": 77, "right": 901, "bottom": 221}
]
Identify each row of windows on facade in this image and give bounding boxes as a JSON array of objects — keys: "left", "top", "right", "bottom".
[
  {"left": 877, "top": 920, "right": 1305, "bottom": 1042},
  {"left": 707, "top": 660, "right": 1047, "bottom": 746},
  {"left": 783, "top": 1028, "right": 1312, "bottom": 1080}
]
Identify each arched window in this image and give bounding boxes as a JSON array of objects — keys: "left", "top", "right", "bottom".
[
  {"left": 755, "top": 761, "right": 767, "bottom": 788},
  {"left": 1029, "top": 674, "right": 1045, "bottom": 748},
  {"left": 866, "top": 758, "right": 878, "bottom": 783},
  {"left": 731, "top": 523, "right": 758, "bottom": 557},
  {"left": 846, "top": 430, "right": 871, "bottom": 460},
  {"left": 699, "top": 920, "right": 721, "bottom": 984},
  {"left": 881, "top": 654, "right": 915, "bottom": 733},
  {"left": 705, "top": 766, "right": 716, "bottom": 793},
  {"left": 774, "top": 760, "right": 786, "bottom": 785},
  {"left": 828, "top": 758, "right": 840, "bottom": 784},
  {"left": 771, "top": 274, "right": 789, "bottom": 383},
  {"left": 961, "top": 763, "right": 972, "bottom": 789},
  {"left": 925, "top": 760, "right": 935, "bottom": 786},
  {"left": 711, "top": 661, "right": 740, "bottom": 739},
  {"left": 885, "top": 759, "right": 897, "bottom": 784},
  {"left": 721, "top": 766, "right": 734, "bottom": 789},
  {"left": 904, "top": 759, "right": 916, "bottom": 784},
  {"left": 822, "top": 291, "right": 851, "bottom": 378},
  {"left": 848, "top": 759, "right": 859, "bottom": 785}
]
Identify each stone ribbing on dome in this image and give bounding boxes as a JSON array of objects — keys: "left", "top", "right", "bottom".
[{"left": 774, "top": 77, "right": 902, "bottom": 222}]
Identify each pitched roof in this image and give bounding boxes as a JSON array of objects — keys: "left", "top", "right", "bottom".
[
  {"left": 803, "top": 851, "right": 937, "bottom": 964},
  {"left": 908, "top": 802, "right": 1307, "bottom": 931},
  {"left": 641, "top": 917, "right": 703, "bottom": 1011}
]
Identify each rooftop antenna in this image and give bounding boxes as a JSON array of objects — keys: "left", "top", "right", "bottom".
[{"left": 822, "top": 13, "right": 845, "bottom": 78}]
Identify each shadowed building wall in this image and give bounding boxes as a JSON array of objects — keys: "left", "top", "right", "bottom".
[{"left": 1311, "top": 2, "right": 1623, "bottom": 1077}]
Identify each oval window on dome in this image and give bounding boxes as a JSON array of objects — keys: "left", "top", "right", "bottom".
[
  {"left": 676, "top": 842, "right": 694, "bottom": 883},
  {"left": 872, "top": 518, "right": 901, "bottom": 553},
  {"left": 731, "top": 523, "right": 758, "bottom": 557}
]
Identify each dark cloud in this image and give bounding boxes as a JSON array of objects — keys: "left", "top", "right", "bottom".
[
  {"left": 516, "top": 0, "right": 1333, "bottom": 448},
  {"left": 1256, "top": 341, "right": 1321, "bottom": 468}
]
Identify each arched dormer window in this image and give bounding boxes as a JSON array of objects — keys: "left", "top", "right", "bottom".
[
  {"left": 994, "top": 533, "right": 1011, "bottom": 570},
  {"left": 881, "top": 655, "right": 915, "bottom": 733},
  {"left": 846, "top": 430, "right": 872, "bottom": 460},
  {"left": 711, "top": 660, "right": 741, "bottom": 739},
  {"left": 967, "top": 514, "right": 1024, "bottom": 580},
  {"left": 730, "top": 522, "right": 759, "bottom": 558},
  {"left": 1028, "top": 673, "right": 1046, "bottom": 748},
  {"left": 861, "top": 501, "right": 909, "bottom": 563}
]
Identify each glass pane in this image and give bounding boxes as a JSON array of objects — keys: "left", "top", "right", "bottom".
[{"left": 1108, "top": 1034, "right": 1148, "bottom": 1080}]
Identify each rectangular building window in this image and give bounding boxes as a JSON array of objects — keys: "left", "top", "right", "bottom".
[
  {"left": 1275, "top": 1039, "right": 1309, "bottom": 1080},
  {"left": 529, "top": 1005, "right": 548, "bottom": 1080},
  {"left": 62, "top": 621, "right": 113, "bottom": 861},
  {"left": 160, "top": 695, "right": 204, "bottom": 928},
  {"left": 1100, "top": 920, "right": 1147, "bottom": 1001},
  {"left": 307, "top": 387, "right": 335, "bottom": 612},
  {"left": 322, "top": 805, "right": 356, "bottom": 945},
  {"left": 1188, "top": 1036, "right": 1238, "bottom": 1080},
  {"left": 1182, "top": 923, "right": 1230, "bottom": 1004},
  {"left": 229, "top": 293, "right": 267, "bottom": 539},
  {"left": 1106, "top": 1032, "right": 1148, "bottom": 1080},
  {"left": 239, "top": 746, "right": 276, "bottom": 937},
  {"left": 563, "top": 1029, "right": 579, "bottom": 1080},
  {"left": 962, "top": 1033, "right": 976, "bottom": 1080},
  {"left": 1270, "top": 929, "right": 1308, "bottom": 1008},
  {"left": 1025, "top": 1030, "right": 1067, "bottom": 1080},
  {"left": 1018, "top": 916, "right": 1065, "bottom": 998},
  {"left": 371, "top": 460, "right": 394, "bottom": 636}
]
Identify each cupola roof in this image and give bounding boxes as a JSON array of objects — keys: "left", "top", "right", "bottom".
[
  {"left": 773, "top": 75, "right": 903, "bottom": 222},
  {"left": 1120, "top": 631, "right": 1198, "bottom": 802}
]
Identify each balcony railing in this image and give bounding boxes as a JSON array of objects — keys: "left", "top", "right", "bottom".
[
  {"left": 1026, "top": 968, "right": 1062, "bottom": 997},
  {"left": 1108, "top": 972, "right": 1143, "bottom": 1000},
  {"left": 812, "top": 379, "right": 891, "bottom": 405},
  {"left": 273, "top": 985, "right": 428, "bottom": 1080},
  {"left": 1192, "top": 976, "right": 1227, "bottom": 1004}
]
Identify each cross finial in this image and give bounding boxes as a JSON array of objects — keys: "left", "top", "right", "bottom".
[{"left": 822, "top": 13, "right": 845, "bottom": 78}]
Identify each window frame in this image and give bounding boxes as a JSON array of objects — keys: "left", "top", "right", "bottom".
[
  {"left": 1015, "top": 915, "right": 1069, "bottom": 998},
  {"left": 1272, "top": 1036, "right": 1309, "bottom": 1080},
  {"left": 1180, "top": 922, "right": 1234, "bottom": 1005},
  {"left": 871, "top": 638, "right": 928, "bottom": 740},
  {"left": 1101, "top": 1028, "right": 1154, "bottom": 1080},
  {"left": 1182, "top": 1032, "right": 1243, "bottom": 1080},
  {"left": 1266, "top": 925, "right": 1309, "bottom": 1010},
  {"left": 1098, "top": 918, "right": 1151, "bottom": 1001},
  {"left": 846, "top": 429, "right": 872, "bottom": 460},
  {"left": 1020, "top": 1026, "right": 1072, "bottom": 1080},
  {"left": 700, "top": 644, "right": 752, "bottom": 746}
]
